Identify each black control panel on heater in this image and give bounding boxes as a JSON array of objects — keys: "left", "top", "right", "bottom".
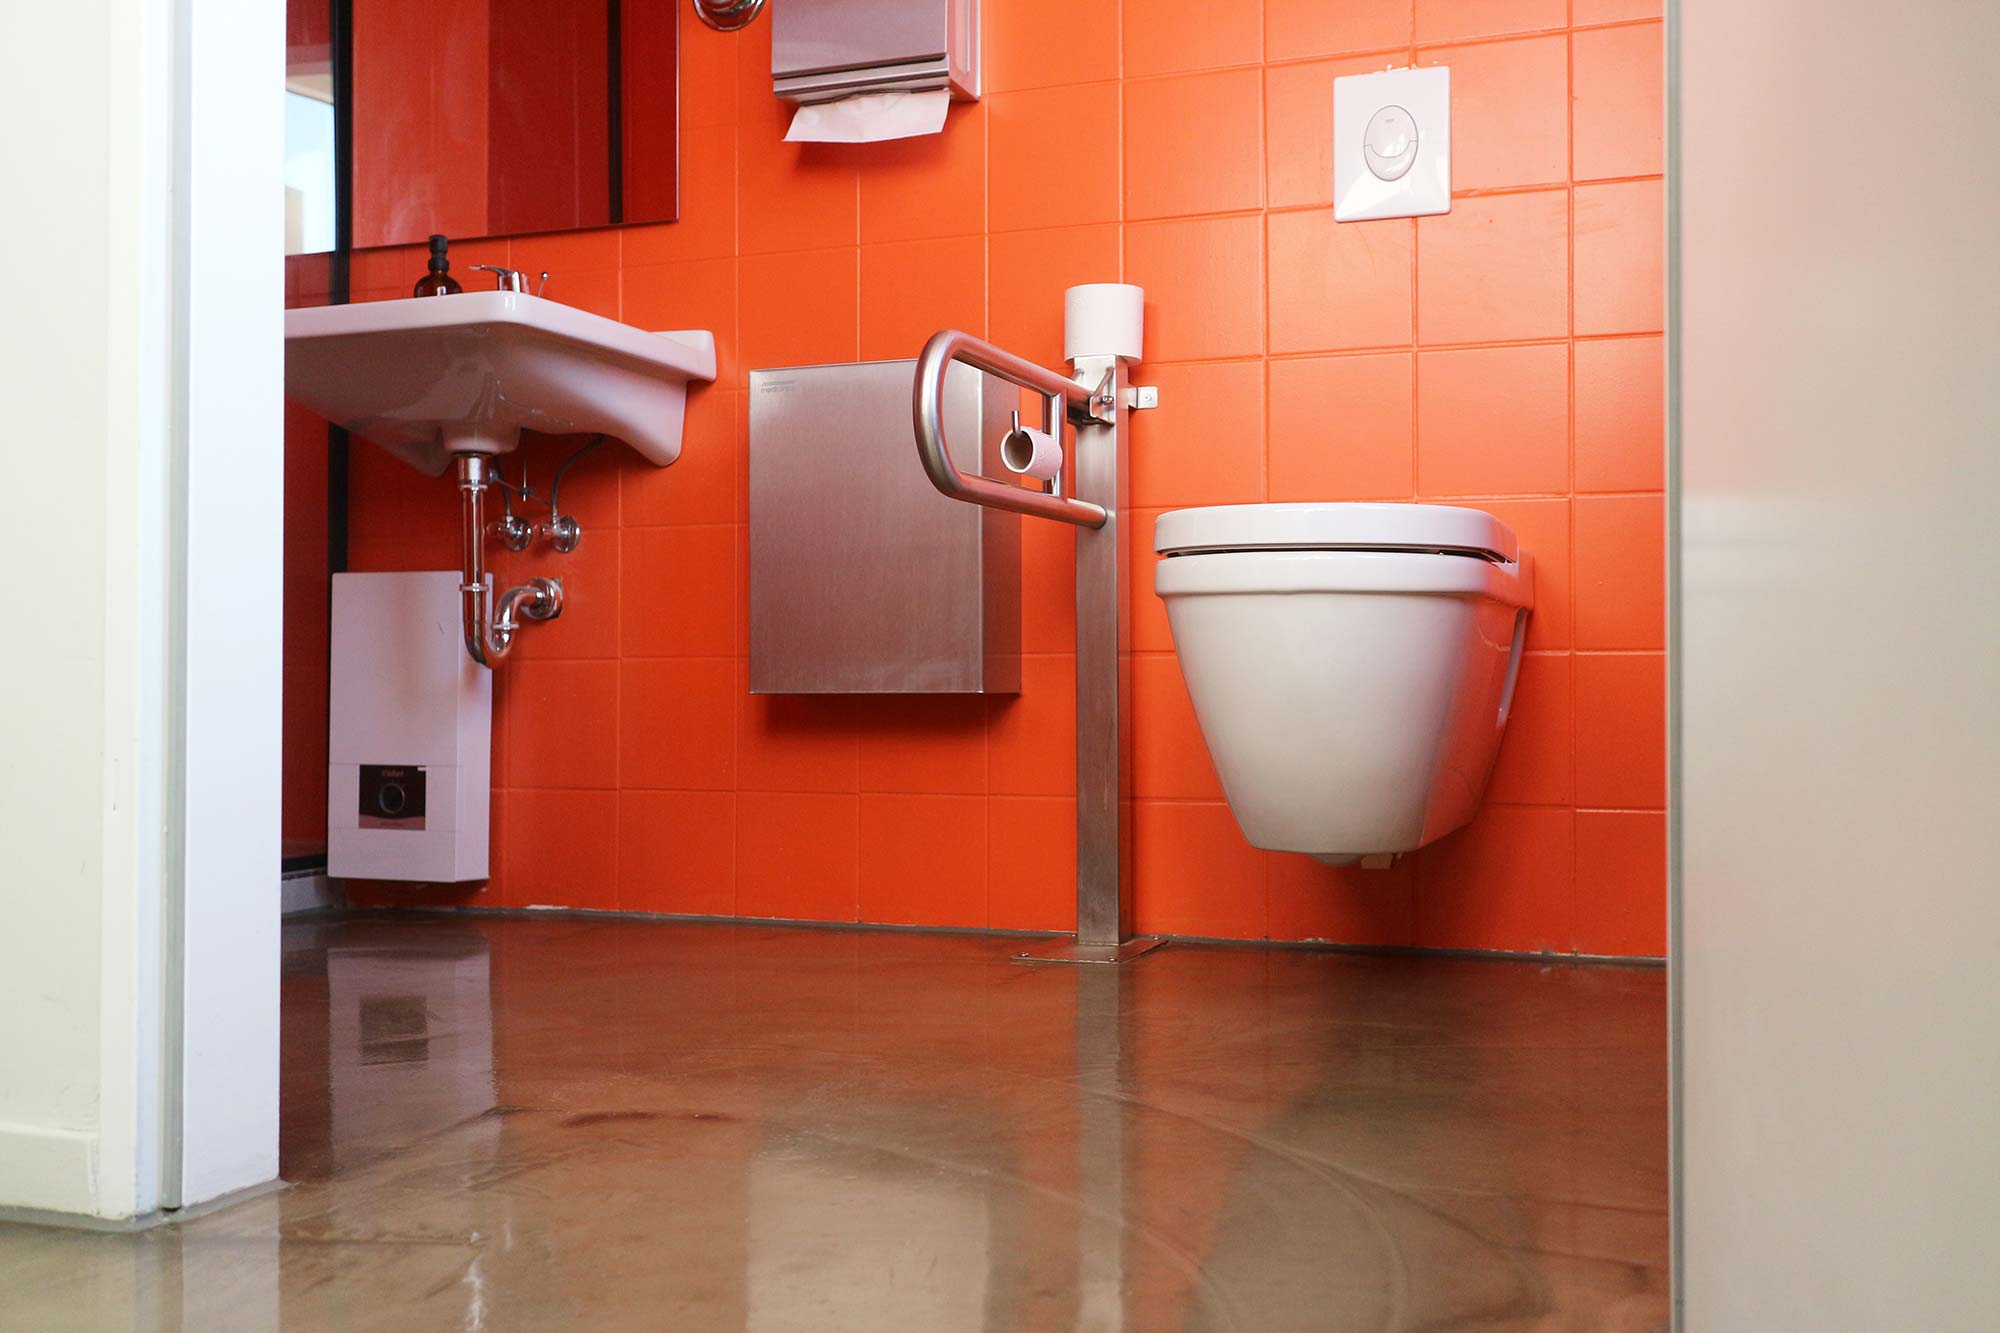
[{"left": 358, "top": 764, "right": 427, "bottom": 830}]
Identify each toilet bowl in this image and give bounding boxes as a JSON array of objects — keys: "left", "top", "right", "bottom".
[{"left": 1154, "top": 503, "right": 1533, "bottom": 865}]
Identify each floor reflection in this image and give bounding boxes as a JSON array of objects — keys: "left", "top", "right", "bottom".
[
  {"left": 283, "top": 918, "right": 496, "bottom": 1180},
  {"left": 1, "top": 914, "right": 1668, "bottom": 1332}
]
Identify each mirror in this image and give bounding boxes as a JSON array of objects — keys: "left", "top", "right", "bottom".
[
  {"left": 285, "top": 0, "right": 681, "bottom": 257},
  {"left": 286, "top": 1, "right": 337, "bottom": 255}
]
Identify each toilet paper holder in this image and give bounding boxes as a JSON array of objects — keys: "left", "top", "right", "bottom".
[{"left": 1000, "top": 410, "right": 1064, "bottom": 485}]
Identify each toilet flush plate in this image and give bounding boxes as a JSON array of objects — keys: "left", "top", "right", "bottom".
[{"left": 1334, "top": 66, "right": 1451, "bottom": 222}]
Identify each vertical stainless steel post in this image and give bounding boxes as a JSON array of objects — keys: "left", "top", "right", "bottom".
[
  {"left": 1062, "top": 354, "right": 1142, "bottom": 959},
  {"left": 913, "top": 332, "right": 1161, "bottom": 964}
]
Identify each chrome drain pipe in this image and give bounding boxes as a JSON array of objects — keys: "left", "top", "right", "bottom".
[{"left": 455, "top": 453, "right": 562, "bottom": 667}]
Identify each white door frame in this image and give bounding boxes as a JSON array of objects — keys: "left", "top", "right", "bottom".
[
  {"left": 164, "top": 0, "right": 286, "bottom": 1210},
  {"left": 0, "top": 0, "right": 280, "bottom": 1223}
]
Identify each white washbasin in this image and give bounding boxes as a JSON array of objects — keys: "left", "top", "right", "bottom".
[{"left": 284, "top": 292, "right": 717, "bottom": 476}]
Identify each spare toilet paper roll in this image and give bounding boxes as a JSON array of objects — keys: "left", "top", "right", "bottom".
[
  {"left": 1001, "top": 421, "right": 1063, "bottom": 483},
  {"left": 1064, "top": 283, "right": 1145, "bottom": 363},
  {"left": 786, "top": 90, "right": 951, "bottom": 144}
]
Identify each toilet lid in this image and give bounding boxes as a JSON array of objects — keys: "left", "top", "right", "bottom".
[{"left": 1154, "top": 503, "right": 1519, "bottom": 562}]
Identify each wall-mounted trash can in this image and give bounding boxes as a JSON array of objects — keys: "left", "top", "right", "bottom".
[{"left": 749, "top": 358, "right": 1020, "bottom": 694}]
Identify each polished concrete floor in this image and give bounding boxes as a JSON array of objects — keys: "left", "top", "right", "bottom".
[{"left": 2, "top": 914, "right": 1668, "bottom": 1331}]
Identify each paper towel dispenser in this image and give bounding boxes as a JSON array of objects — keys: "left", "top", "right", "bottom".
[{"left": 772, "top": 0, "right": 979, "bottom": 103}]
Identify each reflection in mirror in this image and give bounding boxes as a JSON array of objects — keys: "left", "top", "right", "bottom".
[
  {"left": 285, "top": 0, "right": 337, "bottom": 256},
  {"left": 284, "top": 0, "right": 681, "bottom": 256}
]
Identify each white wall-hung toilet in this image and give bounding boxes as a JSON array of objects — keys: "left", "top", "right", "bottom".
[{"left": 1154, "top": 503, "right": 1534, "bottom": 865}]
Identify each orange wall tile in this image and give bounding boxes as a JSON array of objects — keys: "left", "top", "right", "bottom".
[
  {"left": 1574, "top": 808, "right": 1667, "bottom": 955},
  {"left": 1267, "top": 56, "right": 1383, "bottom": 210},
  {"left": 1267, "top": 0, "right": 1411, "bottom": 60},
  {"left": 1129, "top": 361, "right": 1266, "bottom": 508},
  {"left": 1420, "top": 35, "right": 1568, "bottom": 191},
  {"left": 990, "top": 224, "right": 1122, "bottom": 367},
  {"left": 985, "top": 0, "right": 1118, "bottom": 92},
  {"left": 989, "top": 85, "right": 1121, "bottom": 232},
  {"left": 1414, "top": 804, "right": 1576, "bottom": 952},
  {"left": 1269, "top": 353, "right": 1414, "bottom": 500},
  {"left": 304, "top": 3, "right": 1667, "bottom": 958},
  {"left": 1123, "top": 70, "right": 1264, "bottom": 220},
  {"left": 503, "top": 659, "right": 620, "bottom": 789},
  {"left": 1572, "top": 23, "right": 1665, "bottom": 180},
  {"left": 1574, "top": 493, "right": 1666, "bottom": 650},
  {"left": 735, "top": 790, "right": 858, "bottom": 920},
  {"left": 1133, "top": 802, "right": 1267, "bottom": 939},
  {"left": 858, "top": 103, "right": 986, "bottom": 243},
  {"left": 1574, "top": 178, "right": 1665, "bottom": 335},
  {"left": 1131, "top": 655, "right": 1226, "bottom": 802},
  {"left": 1124, "top": 0, "right": 1262, "bottom": 76},
  {"left": 1485, "top": 652, "right": 1574, "bottom": 805},
  {"left": 280, "top": 355, "right": 330, "bottom": 850},
  {"left": 1415, "top": 0, "right": 1566, "bottom": 45},
  {"left": 1268, "top": 852, "right": 1415, "bottom": 946},
  {"left": 1575, "top": 652, "right": 1667, "bottom": 809},
  {"left": 987, "top": 795, "right": 1077, "bottom": 931},
  {"left": 855, "top": 694, "right": 988, "bottom": 795},
  {"left": 1126, "top": 214, "right": 1266, "bottom": 361},
  {"left": 619, "top": 789, "right": 736, "bottom": 916},
  {"left": 1417, "top": 189, "right": 1569, "bottom": 343},
  {"left": 859, "top": 793, "right": 988, "bottom": 927},
  {"left": 1417, "top": 343, "right": 1569, "bottom": 495},
  {"left": 987, "top": 654, "right": 1076, "bottom": 796},
  {"left": 1575, "top": 0, "right": 1660, "bottom": 22},
  {"left": 619, "top": 657, "right": 737, "bottom": 790},
  {"left": 1268, "top": 210, "right": 1413, "bottom": 352},
  {"left": 1575, "top": 336, "right": 1666, "bottom": 491},
  {"left": 499, "top": 789, "right": 620, "bottom": 911},
  {"left": 859, "top": 235, "right": 985, "bottom": 359}
]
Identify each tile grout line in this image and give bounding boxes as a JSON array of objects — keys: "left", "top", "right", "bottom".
[{"left": 1566, "top": 3, "right": 1583, "bottom": 949}]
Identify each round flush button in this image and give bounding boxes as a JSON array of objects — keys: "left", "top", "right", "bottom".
[{"left": 1362, "top": 105, "right": 1419, "bottom": 181}]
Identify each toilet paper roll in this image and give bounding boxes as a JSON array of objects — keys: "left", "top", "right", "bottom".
[
  {"left": 785, "top": 90, "right": 951, "bottom": 144},
  {"left": 1064, "top": 283, "right": 1145, "bottom": 364},
  {"left": 1000, "top": 422, "right": 1063, "bottom": 483}
]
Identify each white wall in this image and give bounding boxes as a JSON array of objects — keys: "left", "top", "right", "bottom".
[
  {"left": 0, "top": 0, "right": 167, "bottom": 1221},
  {"left": 1673, "top": 2, "right": 2000, "bottom": 1327},
  {"left": 0, "top": 0, "right": 281, "bottom": 1220}
]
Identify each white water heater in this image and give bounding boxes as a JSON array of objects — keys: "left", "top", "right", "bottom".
[{"left": 328, "top": 571, "right": 491, "bottom": 882}]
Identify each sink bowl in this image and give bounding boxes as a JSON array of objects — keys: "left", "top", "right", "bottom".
[{"left": 284, "top": 292, "right": 718, "bottom": 476}]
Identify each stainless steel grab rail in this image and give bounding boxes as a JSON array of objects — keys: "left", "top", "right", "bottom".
[
  {"left": 912, "top": 329, "right": 1110, "bottom": 529},
  {"left": 908, "top": 319, "right": 1158, "bottom": 962}
]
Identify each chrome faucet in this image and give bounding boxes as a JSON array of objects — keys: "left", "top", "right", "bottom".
[{"left": 469, "top": 265, "right": 550, "bottom": 296}]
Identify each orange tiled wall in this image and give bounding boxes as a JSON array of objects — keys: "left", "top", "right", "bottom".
[
  {"left": 318, "top": 0, "right": 1667, "bottom": 955},
  {"left": 284, "top": 254, "right": 333, "bottom": 850}
]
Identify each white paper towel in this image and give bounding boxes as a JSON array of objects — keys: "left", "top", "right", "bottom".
[{"left": 785, "top": 90, "right": 951, "bottom": 144}]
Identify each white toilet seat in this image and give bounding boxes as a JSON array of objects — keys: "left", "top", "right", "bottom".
[
  {"left": 1155, "top": 548, "right": 1532, "bottom": 605},
  {"left": 1156, "top": 502, "right": 1519, "bottom": 562}
]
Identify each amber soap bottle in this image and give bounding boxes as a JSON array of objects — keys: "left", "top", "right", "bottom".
[{"left": 414, "top": 233, "right": 462, "bottom": 297}]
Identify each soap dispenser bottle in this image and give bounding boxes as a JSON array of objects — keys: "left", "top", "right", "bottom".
[{"left": 414, "top": 234, "right": 462, "bottom": 297}]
